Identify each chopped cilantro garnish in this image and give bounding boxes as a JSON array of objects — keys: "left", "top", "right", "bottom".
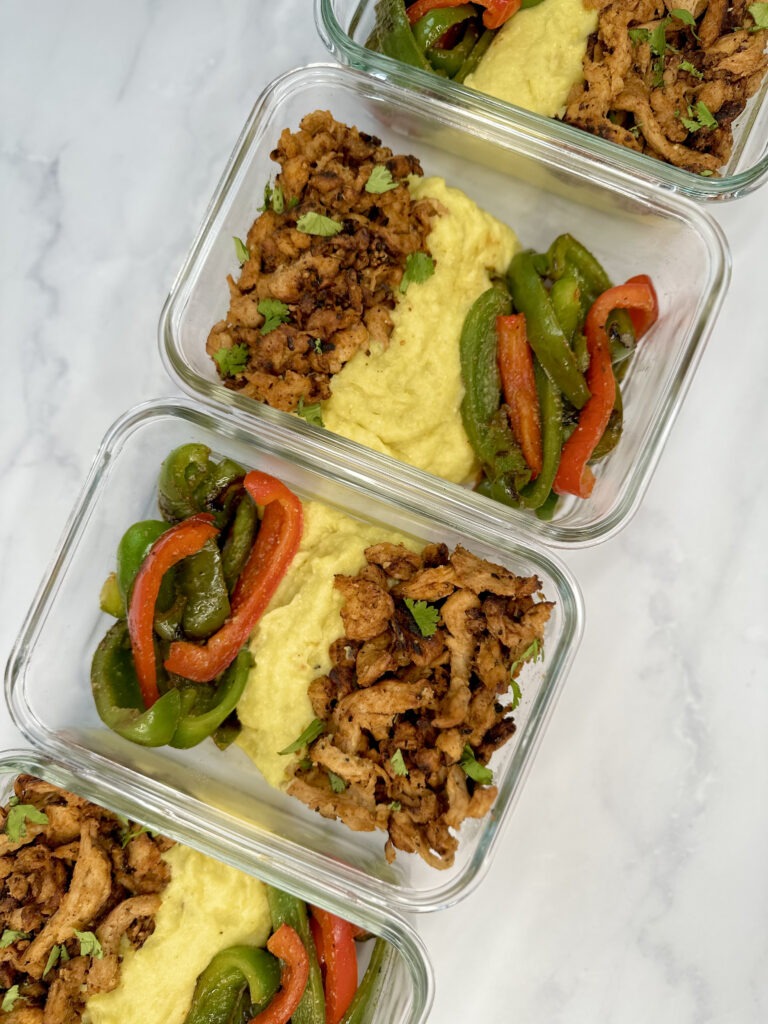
[
  {"left": 628, "top": 27, "right": 651, "bottom": 45},
  {"left": 271, "top": 185, "right": 285, "bottom": 214},
  {"left": 2, "top": 985, "right": 20, "bottom": 1012},
  {"left": 0, "top": 930, "right": 29, "bottom": 948},
  {"left": 509, "top": 637, "right": 542, "bottom": 680},
  {"left": 749, "top": 2, "right": 768, "bottom": 27},
  {"left": 4, "top": 803, "right": 48, "bottom": 843},
  {"left": 311, "top": 337, "right": 323, "bottom": 354},
  {"left": 365, "top": 165, "right": 399, "bottom": 194},
  {"left": 390, "top": 749, "right": 408, "bottom": 777},
  {"left": 389, "top": 801, "right": 402, "bottom": 812},
  {"left": 404, "top": 598, "right": 439, "bottom": 637},
  {"left": 75, "top": 930, "right": 103, "bottom": 959},
  {"left": 258, "top": 298, "right": 291, "bottom": 335},
  {"left": 399, "top": 252, "right": 435, "bottom": 294},
  {"left": 509, "top": 676, "right": 523, "bottom": 712},
  {"left": 213, "top": 343, "right": 249, "bottom": 378},
  {"left": 669, "top": 7, "right": 698, "bottom": 35},
  {"left": 278, "top": 717, "right": 326, "bottom": 755},
  {"left": 43, "top": 943, "right": 69, "bottom": 978},
  {"left": 679, "top": 101, "right": 717, "bottom": 132},
  {"left": 459, "top": 745, "right": 494, "bottom": 786},
  {"left": 328, "top": 771, "right": 346, "bottom": 793},
  {"left": 296, "top": 212, "right": 343, "bottom": 236},
  {"left": 295, "top": 398, "right": 324, "bottom": 427},
  {"left": 233, "top": 236, "right": 250, "bottom": 265},
  {"left": 649, "top": 20, "right": 669, "bottom": 57},
  {"left": 678, "top": 59, "right": 703, "bottom": 79}
]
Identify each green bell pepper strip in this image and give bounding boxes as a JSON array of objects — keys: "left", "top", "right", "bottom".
[
  {"left": 91, "top": 621, "right": 182, "bottom": 746},
  {"left": 221, "top": 494, "right": 259, "bottom": 593},
  {"left": 411, "top": 5, "right": 476, "bottom": 51},
  {"left": 178, "top": 540, "right": 231, "bottom": 640},
  {"left": 518, "top": 363, "right": 563, "bottom": 510},
  {"left": 182, "top": 944, "right": 281, "bottom": 1024},
  {"left": 591, "top": 381, "right": 624, "bottom": 460},
  {"left": 534, "top": 489, "right": 559, "bottom": 520},
  {"left": 170, "top": 650, "right": 253, "bottom": 750},
  {"left": 158, "top": 444, "right": 244, "bottom": 526},
  {"left": 99, "top": 573, "right": 123, "bottom": 618},
  {"left": 454, "top": 26, "right": 494, "bottom": 81},
  {"left": 506, "top": 251, "right": 590, "bottom": 409},
  {"left": 459, "top": 285, "right": 531, "bottom": 495},
  {"left": 266, "top": 887, "right": 325, "bottom": 1024},
  {"left": 426, "top": 22, "right": 479, "bottom": 75},
  {"left": 116, "top": 520, "right": 172, "bottom": 608},
  {"left": 368, "top": 0, "right": 433, "bottom": 71},
  {"left": 549, "top": 274, "right": 581, "bottom": 344},
  {"left": 339, "top": 938, "right": 388, "bottom": 1024}
]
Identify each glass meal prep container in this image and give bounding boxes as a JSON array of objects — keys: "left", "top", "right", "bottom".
[
  {"left": 159, "top": 63, "right": 729, "bottom": 549},
  {"left": 5, "top": 399, "right": 583, "bottom": 915},
  {"left": 0, "top": 749, "right": 433, "bottom": 1024},
  {"left": 316, "top": 0, "right": 768, "bottom": 202}
]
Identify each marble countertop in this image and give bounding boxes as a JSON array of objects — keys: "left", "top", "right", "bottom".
[{"left": 1, "top": 2, "right": 767, "bottom": 1021}]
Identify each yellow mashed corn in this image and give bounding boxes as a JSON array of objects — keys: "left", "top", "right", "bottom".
[
  {"left": 236, "top": 502, "right": 417, "bottom": 788},
  {"left": 84, "top": 845, "right": 271, "bottom": 1024},
  {"left": 464, "top": 0, "right": 598, "bottom": 119},
  {"left": 323, "top": 175, "right": 518, "bottom": 485}
]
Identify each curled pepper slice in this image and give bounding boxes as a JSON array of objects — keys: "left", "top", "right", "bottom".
[
  {"left": 127, "top": 512, "right": 218, "bottom": 708},
  {"left": 310, "top": 907, "right": 358, "bottom": 1024},
  {"left": 553, "top": 276, "right": 658, "bottom": 498},
  {"left": 164, "top": 471, "right": 303, "bottom": 683},
  {"left": 250, "top": 924, "right": 310, "bottom": 1024},
  {"left": 496, "top": 313, "right": 542, "bottom": 479}
]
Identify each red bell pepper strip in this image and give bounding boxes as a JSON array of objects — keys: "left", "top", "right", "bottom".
[
  {"left": 249, "top": 924, "right": 310, "bottom": 1024},
  {"left": 553, "top": 276, "right": 658, "bottom": 499},
  {"left": 496, "top": 313, "right": 543, "bottom": 479},
  {"left": 406, "top": 0, "right": 520, "bottom": 29},
  {"left": 164, "top": 471, "right": 303, "bottom": 683},
  {"left": 127, "top": 513, "right": 218, "bottom": 708},
  {"left": 310, "top": 907, "right": 358, "bottom": 1024}
]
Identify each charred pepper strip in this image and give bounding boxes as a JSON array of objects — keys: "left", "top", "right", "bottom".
[
  {"left": 506, "top": 251, "right": 591, "bottom": 409},
  {"left": 183, "top": 944, "right": 281, "bottom": 1024},
  {"left": 338, "top": 938, "right": 388, "bottom": 1024},
  {"left": 518, "top": 363, "right": 563, "bottom": 510},
  {"left": 266, "top": 888, "right": 325, "bottom": 1024}
]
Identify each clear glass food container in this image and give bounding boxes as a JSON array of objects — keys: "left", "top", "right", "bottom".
[
  {"left": 316, "top": 0, "right": 768, "bottom": 202},
  {"left": 159, "top": 63, "right": 729, "bottom": 548},
  {"left": 5, "top": 399, "right": 583, "bottom": 914},
  {"left": 0, "top": 750, "right": 434, "bottom": 1024}
]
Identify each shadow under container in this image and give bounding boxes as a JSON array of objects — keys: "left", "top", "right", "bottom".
[
  {"left": 5, "top": 400, "right": 583, "bottom": 917},
  {"left": 316, "top": 0, "right": 768, "bottom": 202},
  {"left": 0, "top": 750, "right": 433, "bottom": 1024},
  {"left": 160, "top": 63, "right": 729, "bottom": 549}
]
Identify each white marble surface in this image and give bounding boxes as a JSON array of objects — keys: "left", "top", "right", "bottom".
[{"left": 1, "top": 2, "right": 767, "bottom": 1022}]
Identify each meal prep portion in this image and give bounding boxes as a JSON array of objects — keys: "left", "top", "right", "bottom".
[
  {"left": 0, "top": 775, "right": 389, "bottom": 1024},
  {"left": 367, "top": 0, "right": 768, "bottom": 173},
  {"left": 92, "top": 445, "right": 553, "bottom": 869},
  {"left": 208, "top": 110, "right": 658, "bottom": 516}
]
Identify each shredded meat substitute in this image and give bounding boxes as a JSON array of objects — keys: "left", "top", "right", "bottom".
[
  {"left": 288, "top": 543, "right": 553, "bottom": 870},
  {"left": 564, "top": 0, "right": 768, "bottom": 173},
  {"left": 207, "top": 110, "right": 437, "bottom": 412},
  {"left": 0, "top": 776, "right": 172, "bottom": 1024}
]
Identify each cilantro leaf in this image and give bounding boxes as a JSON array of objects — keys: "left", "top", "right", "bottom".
[
  {"left": 213, "top": 343, "right": 249, "bottom": 378},
  {"left": 2, "top": 985, "right": 20, "bottom": 1012},
  {"left": 4, "top": 804, "right": 48, "bottom": 843},
  {"left": 120, "top": 824, "right": 154, "bottom": 848},
  {"left": 271, "top": 185, "right": 285, "bottom": 214},
  {"left": 295, "top": 398, "right": 324, "bottom": 428},
  {"left": 311, "top": 337, "right": 323, "bottom": 354},
  {"left": 694, "top": 100, "right": 717, "bottom": 129},
  {"left": 459, "top": 745, "right": 494, "bottom": 786},
  {"left": 260, "top": 181, "right": 274, "bottom": 212},
  {"left": 649, "top": 20, "right": 669, "bottom": 57},
  {"left": 404, "top": 598, "right": 439, "bottom": 637},
  {"left": 365, "top": 165, "right": 399, "bottom": 194},
  {"left": 509, "top": 637, "right": 542, "bottom": 680},
  {"left": 0, "top": 929, "right": 29, "bottom": 948},
  {"left": 233, "top": 236, "right": 250, "bottom": 265},
  {"left": 628, "top": 27, "right": 651, "bottom": 44},
  {"left": 278, "top": 717, "right": 325, "bottom": 755},
  {"left": 750, "top": 2, "right": 768, "bottom": 27},
  {"left": 258, "top": 298, "right": 291, "bottom": 335},
  {"left": 389, "top": 801, "right": 402, "bottom": 812},
  {"left": 43, "top": 944, "right": 69, "bottom": 978},
  {"left": 328, "top": 771, "right": 346, "bottom": 793},
  {"left": 669, "top": 7, "right": 698, "bottom": 34},
  {"left": 679, "top": 59, "right": 703, "bottom": 79},
  {"left": 399, "top": 252, "right": 435, "bottom": 294},
  {"left": 75, "top": 930, "right": 104, "bottom": 959},
  {"left": 390, "top": 749, "right": 408, "bottom": 777},
  {"left": 509, "top": 676, "right": 523, "bottom": 712},
  {"left": 296, "top": 212, "right": 343, "bottom": 237}
]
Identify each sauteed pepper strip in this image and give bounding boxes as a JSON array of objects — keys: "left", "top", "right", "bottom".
[
  {"left": 553, "top": 275, "right": 658, "bottom": 497},
  {"left": 496, "top": 313, "right": 542, "bottom": 478},
  {"left": 250, "top": 925, "right": 310, "bottom": 1024},
  {"left": 309, "top": 907, "right": 358, "bottom": 1024},
  {"left": 127, "top": 512, "right": 219, "bottom": 708},
  {"left": 183, "top": 944, "right": 281, "bottom": 1024},
  {"left": 164, "top": 472, "right": 303, "bottom": 683}
]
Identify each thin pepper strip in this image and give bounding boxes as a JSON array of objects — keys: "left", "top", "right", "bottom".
[
  {"left": 250, "top": 924, "right": 310, "bottom": 1024},
  {"left": 553, "top": 277, "right": 658, "bottom": 498},
  {"left": 164, "top": 472, "right": 303, "bottom": 683},
  {"left": 310, "top": 907, "right": 358, "bottom": 1024},
  {"left": 127, "top": 513, "right": 218, "bottom": 708},
  {"left": 496, "top": 313, "right": 542, "bottom": 478}
]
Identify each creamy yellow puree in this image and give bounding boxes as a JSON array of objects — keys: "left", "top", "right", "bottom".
[
  {"left": 323, "top": 175, "right": 518, "bottom": 485},
  {"left": 463, "top": 0, "right": 598, "bottom": 119},
  {"left": 236, "top": 501, "right": 416, "bottom": 788},
  {"left": 84, "top": 845, "right": 271, "bottom": 1024}
]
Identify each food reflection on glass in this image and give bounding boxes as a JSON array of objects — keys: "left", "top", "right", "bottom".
[
  {"left": 0, "top": 775, "right": 387, "bottom": 1024},
  {"left": 92, "top": 444, "right": 554, "bottom": 868},
  {"left": 206, "top": 111, "right": 658, "bottom": 519},
  {"left": 365, "top": 0, "right": 768, "bottom": 174}
]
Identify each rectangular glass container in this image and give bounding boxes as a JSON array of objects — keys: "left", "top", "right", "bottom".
[
  {"left": 0, "top": 750, "right": 433, "bottom": 1024},
  {"left": 5, "top": 399, "right": 583, "bottom": 914},
  {"left": 316, "top": 0, "right": 768, "bottom": 202},
  {"left": 159, "top": 63, "right": 729, "bottom": 548}
]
